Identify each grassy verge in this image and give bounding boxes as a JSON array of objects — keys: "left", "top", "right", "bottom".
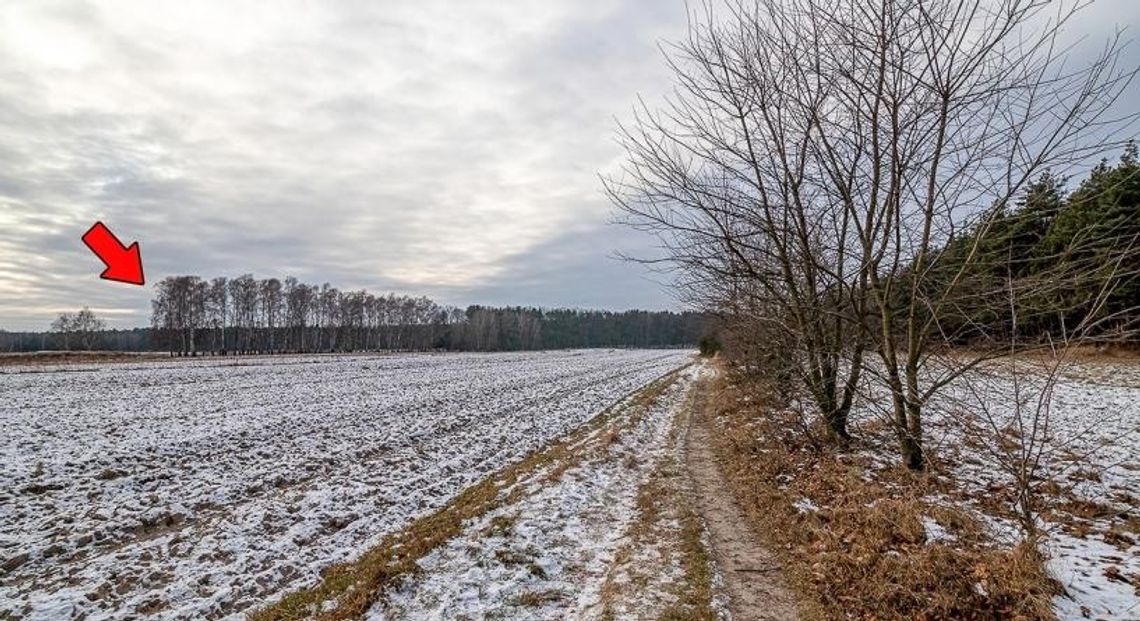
[
  {"left": 0, "top": 351, "right": 166, "bottom": 367},
  {"left": 703, "top": 367, "right": 1060, "bottom": 621},
  {"left": 659, "top": 503, "right": 717, "bottom": 621},
  {"left": 600, "top": 372, "right": 719, "bottom": 621},
  {"left": 252, "top": 367, "right": 686, "bottom": 621}
]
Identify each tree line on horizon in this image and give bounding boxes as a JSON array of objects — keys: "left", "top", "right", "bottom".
[{"left": 0, "top": 277, "right": 705, "bottom": 354}]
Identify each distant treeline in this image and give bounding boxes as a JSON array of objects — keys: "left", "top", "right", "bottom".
[
  {"left": 0, "top": 276, "right": 704, "bottom": 355},
  {"left": 0, "top": 328, "right": 152, "bottom": 353}
]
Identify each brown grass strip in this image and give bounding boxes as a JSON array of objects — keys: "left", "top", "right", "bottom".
[
  {"left": 659, "top": 503, "right": 718, "bottom": 621},
  {"left": 704, "top": 367, "right": 1060, "bottom": 621}
]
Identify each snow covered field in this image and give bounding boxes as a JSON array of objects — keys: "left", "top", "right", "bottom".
[{"left": 0, "top": 349, "right": 691, "bottom": 620}]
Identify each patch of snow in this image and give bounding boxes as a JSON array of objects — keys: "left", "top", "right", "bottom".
[
  {"left": 921, "top": 516, "right": 956, "bottom": 544},
  {"left": 1050, "top": 532, "right": 1140, "bottom": 621},
  {"left": 792, "top": 497, "right": 819, "bottom": 514}
]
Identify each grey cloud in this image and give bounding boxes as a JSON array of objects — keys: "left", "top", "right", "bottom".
[
  {"left": 1, "top": 0, "right": 1136, "bottom": 331},
  {"left": 435, "top": 221, "right": 678, "bottom": 311}
]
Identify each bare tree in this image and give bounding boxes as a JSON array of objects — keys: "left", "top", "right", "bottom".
[
  {"left": 208, "top": 277, "right": 228, "bottom": 355},
  {"left": 609, "top": 0, "right": 1134, "bottom": 467},
  {"left": 318, "top": 283, "right": 340, "bottom": 352},
  {"left": 50, "top": 312, "right": 75, "bottom": 350},
  {"left": 151, "top": 277, "right": 208, "bottom": 356},
  {"left": 838, "top": 0, "right": 1133, "bottom": 469},
  {"left": 607, "top": 0, "right": 876, "bottom": 442},
  {"left": 72, "top": 307, "right": 106, "bottom": 350},
  {"left": 261, "top": 278, "right": 283, "bottom": 354},
  {"left": 226, "top": 275, "right": 256, "bottom": 354},
  {"left": 49, "top": 308, "right": 103, "bottom": 351},
  {"left": 284, "top": 277, "right": 315, "bottom": 353}
]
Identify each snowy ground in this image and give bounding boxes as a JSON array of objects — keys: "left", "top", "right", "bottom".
[
  {"left": 369, "top": 362, "right": 725, "bottom": 621},
  {"left": 859, "top": 356, "right": 1140, "bottom": 620},
  {"left": 0, "top": 349, "right": 691, "bottom": 620},
  {"left": 947, "top": 359, "right": 1140, "bottom": 620}
]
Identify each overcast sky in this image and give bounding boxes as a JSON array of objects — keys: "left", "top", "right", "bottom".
[{"left": 1, "top": 0, "right": 1137, "bottom": 331}]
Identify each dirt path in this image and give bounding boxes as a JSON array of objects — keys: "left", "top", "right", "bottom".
[{"left": 684, "top": 381, "right": 800, "bottom": 621}]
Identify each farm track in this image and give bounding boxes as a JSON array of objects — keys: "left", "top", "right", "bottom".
[{"left": 684, "top": 377, "right": 799, "bottom": 621}]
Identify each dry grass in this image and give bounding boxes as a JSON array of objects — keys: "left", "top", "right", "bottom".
[
  {"left": 704, "top": 369, "right": 1061, "bottom": 621},
  {"left": 0, "top": 351, "right": 167, "bottom": 367},
  {"left": 507, "top": 589, "right": 564, "bottom": 607},
  {"left": 658, "top": 504, "right": 717, "bottom": 621},
  {"left": 480, "top": 513, "right": 518, "bottom": 538},
  {"left": 599, "top": 375, "right": 718, "bottom": 621},
  {"left": 251, "top": 367, "right": 686, "bottom": 621}
]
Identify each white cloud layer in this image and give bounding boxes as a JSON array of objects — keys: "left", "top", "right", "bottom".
[
  {"left": 0, "top": 0, "right": 1135, "bottom": 330},
  {"left": 0, "top": 0, "right": 686, "bottom": 330}
]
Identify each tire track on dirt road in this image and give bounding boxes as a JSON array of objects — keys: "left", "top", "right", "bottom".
[{"left": 684, "top": 376, "right": 800, "bottom": 621}]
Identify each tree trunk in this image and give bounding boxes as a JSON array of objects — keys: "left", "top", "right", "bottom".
[{"left": 901, "top": 401, "right": 925, "bottom": 471}]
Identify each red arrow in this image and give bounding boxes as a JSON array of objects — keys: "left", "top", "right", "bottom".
[{"left": 81, "top": 222, "right": 145, "bottom": 285}]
